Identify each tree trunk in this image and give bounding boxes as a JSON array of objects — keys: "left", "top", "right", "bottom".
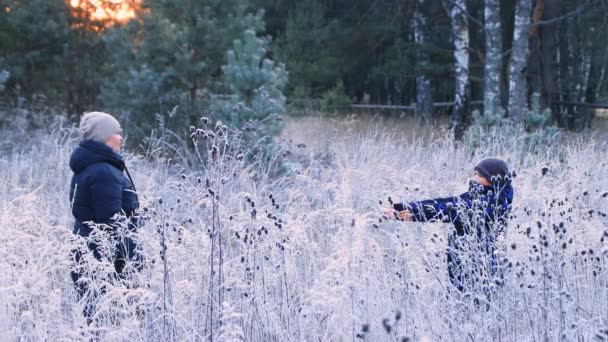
[
  {"left": 566, "top": 15, "right": 578, "bottom": 104},
  {"left": 190, "top": 86, "right": 198, "bottom": 126},
  {"left": 443, "top": 0, "right": 470, "bottom": 140},
  {"left": 564, "top": 13, "right": 592, "bottom": 129},
  {"left": 538, "top": 0, "right": 562, "bottom": 122},
  {"left": 483, "top": 0, "right": 503, "bottom": 116},
  {"left": 594, "top": 46, "right": 608, "bottom": 101},
  {"left": 508, "top": 0, "right": 533, "bottom": 123},
  {"left": 412, "top": 0, "right": 433, "bottom": 123},
  {"left": 580, "top": 51, "right": 593, "bottom": 129}
]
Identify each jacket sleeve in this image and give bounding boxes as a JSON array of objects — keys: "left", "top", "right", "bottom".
[
  {"left": 394, "top": 192, "right": 472, "bottom": 223},
  {"left": 89, "top": 167, "right": 123, "bottom": 226}
]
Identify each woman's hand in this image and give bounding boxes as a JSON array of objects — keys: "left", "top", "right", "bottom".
[{"left": 383, "top": 208, "right": 413, "bottom": 221}]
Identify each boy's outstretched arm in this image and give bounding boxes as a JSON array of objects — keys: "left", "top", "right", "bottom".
[
  {"left": 391, "top": 193, "right": 471, "bottom": 223},
  {"left": 384, "top": 207, "right": 413, "bottom": 221}
]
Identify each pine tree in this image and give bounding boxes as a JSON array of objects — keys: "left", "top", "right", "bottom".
[
  {"left": 1, "top": 1, "right": 67, "bottom": 106},
  {"left": 1, "top": 0, "right": 115, "bottom": 115},
  {"left": 99, "top": 0, "right": 266, "bottom": 139},
  {"left": 275, "top": 0, "right": 341, "bottom": 98},
  {"left": 211, "top": 29, "right": 288, "bottom": 139}
]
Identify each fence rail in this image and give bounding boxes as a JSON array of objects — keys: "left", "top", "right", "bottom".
[
  {"left": 349, "top": 101, "right": 484, "bottom": 111},
  {"left": 288, "top": 98, "right": 608, "bottom": 111},
  {"left": 554, "top": 101, "right": 608, "bottom": 109}
]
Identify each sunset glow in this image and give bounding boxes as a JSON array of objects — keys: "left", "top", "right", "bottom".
[{"left": 68, "top": 0, "right": 140, "bottom": 27}]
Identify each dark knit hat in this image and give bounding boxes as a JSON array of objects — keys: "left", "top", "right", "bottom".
[{"left": 474, "top": 157, "right": 509, "bottom": 182}]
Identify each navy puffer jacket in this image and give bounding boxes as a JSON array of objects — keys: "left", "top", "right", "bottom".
[{"left": 69, "top": 140, "right": 139, "bottom": 237}]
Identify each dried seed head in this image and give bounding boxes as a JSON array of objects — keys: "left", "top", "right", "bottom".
[
  {"left": 541, "top": 166, "right": 549, "bottom": 176},
  {"left": 382, "top": 318, "right": 392, "bottom": 333}
]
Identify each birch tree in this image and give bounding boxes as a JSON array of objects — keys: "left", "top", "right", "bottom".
[
  {"left": 483, "top": 0, "right": 503, "bottom": 116},
  {"left": 508, "top": 0, "right": 533, "bottom": 123},
  {"left": 442, "top": 0, "right": 470, "bottom": 139},
  {"left": 412, "top": 0, "right": 433, "bottom": 123}
]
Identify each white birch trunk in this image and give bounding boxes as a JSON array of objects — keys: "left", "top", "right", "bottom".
[
  {"left": 442, "top": 0, "right": 470, "bottom": 138},
  {"left": 484, "top": 0, "right": 503, "bottom": 116},
  {"left": 507, "top": 0, "right": 532, "bottom": 123}
]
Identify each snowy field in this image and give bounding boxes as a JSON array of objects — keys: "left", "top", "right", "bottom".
[{"left": 1, "top": 115, "right": 607, "bottom": 341}]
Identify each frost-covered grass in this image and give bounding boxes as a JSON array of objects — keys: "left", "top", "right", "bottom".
[{"left": 1, "top": 115, "right": 607, "bottom": 341}]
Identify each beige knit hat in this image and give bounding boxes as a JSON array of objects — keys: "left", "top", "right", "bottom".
[{"left": 79, "top": 112, "right": 122, "bottom": 143}]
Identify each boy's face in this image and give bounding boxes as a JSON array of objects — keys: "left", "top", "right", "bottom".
[{"left": 474, "top": 170, "right": 492, "bottom": 186}]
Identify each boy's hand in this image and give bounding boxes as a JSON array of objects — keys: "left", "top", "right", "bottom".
[{"left": 383, "top": 209, "right": 413, "bottom": 221}]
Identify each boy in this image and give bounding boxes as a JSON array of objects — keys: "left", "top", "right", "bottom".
[{"left": 386, "top": 158, "right": 514, "bottom": 293}]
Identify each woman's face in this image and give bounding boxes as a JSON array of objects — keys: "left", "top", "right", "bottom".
[{"left": 106, "top": 133, "right": 123, "bottom": 153}]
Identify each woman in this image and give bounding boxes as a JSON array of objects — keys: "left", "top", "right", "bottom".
[{"left": 69, "top": 111, "right": 141, "bottom": 319}]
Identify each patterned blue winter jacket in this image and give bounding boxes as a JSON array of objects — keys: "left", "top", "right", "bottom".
[
  {"left": 393, "top": 179, "right": 514, "bottom": 239},
  {"left": 69, "top": 140, "right": 139, "bottom": 237}
]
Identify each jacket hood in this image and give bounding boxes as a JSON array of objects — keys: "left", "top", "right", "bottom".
[{"left": 70, "top": 140, "right": 124, "bottom": 174}]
